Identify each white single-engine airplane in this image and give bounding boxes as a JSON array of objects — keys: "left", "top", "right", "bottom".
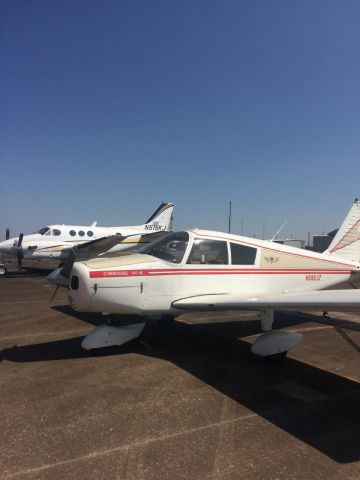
[
  {"left": 0, "top": 202, "right": 174, "bottom": 275},
  {"left": 51, "top": 199, "right": 360, "bottom": 361}
]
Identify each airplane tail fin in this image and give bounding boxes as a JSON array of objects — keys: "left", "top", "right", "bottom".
[
  {"left": 144, "top": 202, "right": 174, "bottom": 231},
  {"left": 324, "top": 198, "right": 360, "bottom": 262}
]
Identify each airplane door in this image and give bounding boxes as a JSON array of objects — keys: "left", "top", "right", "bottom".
[
  {"left": 181, "top": 239, "right": 230, "bottom": 296},
  {"left": 228, "top": 242, "right": 260, "bottom": 294}
]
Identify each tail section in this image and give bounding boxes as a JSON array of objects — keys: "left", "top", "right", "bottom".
[
  {"left": 325, "top": 198, "right": 360, "bottom": 262},
  {"left": 144, "top": 202, "right": 174, "bottom": 232}
]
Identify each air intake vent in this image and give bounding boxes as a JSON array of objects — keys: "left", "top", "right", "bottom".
[{"left": 70, "top": 276, "right": 79, "bottom": 290}]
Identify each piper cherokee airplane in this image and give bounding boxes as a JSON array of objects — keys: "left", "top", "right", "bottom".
[
  {"left": 0, "top": 202, "right": 174, "bottom": 275},
  {"left": 49, "top": 199, "right": 360, "bottom": 361}
]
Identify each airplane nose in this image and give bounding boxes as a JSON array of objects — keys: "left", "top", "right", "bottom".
[
  {"left": 0, "top": 240, "right": 12, "bottom": 252},
  {"left": 67, "top": 263, "right": 91, "bottom": 311}
]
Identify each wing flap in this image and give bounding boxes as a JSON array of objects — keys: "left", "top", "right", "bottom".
[{"left": 172, "top": 290, "right": 360, "bottom": 311}]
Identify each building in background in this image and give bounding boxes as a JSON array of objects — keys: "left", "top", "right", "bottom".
[
  {"left": 274, "top": 239, "right": 306, "bottom": 249},
  {"left": 312, "top": 229, "right": 338, "bottom": 253}
]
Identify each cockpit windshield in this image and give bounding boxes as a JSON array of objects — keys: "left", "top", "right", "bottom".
[
  {"left": 37, "top": 227, "right": 50, "bottom": 235},
  {"left": 140, "top": 231, "right": 189, "bottom": 263}
]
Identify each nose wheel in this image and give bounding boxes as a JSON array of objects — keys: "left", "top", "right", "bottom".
[
  {"left": 0, "top": 264, "right": 7, "bottom": 276},
  {"left": 81, "top": 322, "right": 146, "bottom": 350}
]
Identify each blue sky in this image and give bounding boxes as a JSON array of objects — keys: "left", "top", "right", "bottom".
[{"left": 1, "top": 0, "right": 360, "bottom": 240}]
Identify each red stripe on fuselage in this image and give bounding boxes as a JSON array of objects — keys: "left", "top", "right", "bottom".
[{"left": 89, "top": 269, "right": 352, "bottom": 278}]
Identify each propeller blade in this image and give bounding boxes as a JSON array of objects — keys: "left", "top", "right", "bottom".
[
  {"left": 47, "top": 268, "right": 70, "bottom": 287},
  {"left": 50, "top": 285, "right": 60, "bottom": 302},
  {"left": 18, "top": 233, "right": 24, "bottom": 248},
  {"left": 16, "top": 251, "right": 23, "bottom": 270},
  {"left": 47, "top": 249, "right": 77, "bottom": 288},
  {"left": 60, "top": 248, "right": 76, "bottom": 278}
]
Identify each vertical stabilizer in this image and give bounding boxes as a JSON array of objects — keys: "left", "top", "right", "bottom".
[
  {"left": 325, "top": 199, "right": 360, "bottom": 262},
  {"left": 144, "top": 202, "right": 174, "bottom": 231}
]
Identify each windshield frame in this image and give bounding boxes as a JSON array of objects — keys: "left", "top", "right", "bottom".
[
  {"left": 140, "top": 231, "right": 190, "bottom": 264},
  {"left": 36, "top": 227, "right": 51, "bottom": 235}
]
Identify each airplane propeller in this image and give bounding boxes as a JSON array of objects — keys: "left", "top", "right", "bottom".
[
  {"left": 16, "top": 233, "right": 24, "bottom": 270},
  {"left": 60, "top": 248, "right": 76, "bottom": 279},
  {"left": 48, "top": 248, "right": 77, "bottom": 301},
  {"left": 50, "top": 285, "right": 60, "bottom": 302}
]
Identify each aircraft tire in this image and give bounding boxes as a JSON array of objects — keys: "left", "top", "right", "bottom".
[
  {"left": 158, "top": 315, "right": 175, "bottom": 328},
  {"left": 264, "top": 351, "right": 288, "bottom": 364},
  {"left": 0, "top": 265, "right": 7, "bottom": 276}
]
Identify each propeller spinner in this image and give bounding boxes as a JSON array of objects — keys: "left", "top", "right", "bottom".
[{"left": 47, "top": 248, "right": 77, "bottom": 300}]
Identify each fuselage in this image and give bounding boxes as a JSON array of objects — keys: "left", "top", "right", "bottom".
[
  {"left": 0, "top": 223, "right": 167, "bottom": 260},
  {"left": 68, "top": 229, "right": 360, "bottom": 315}
]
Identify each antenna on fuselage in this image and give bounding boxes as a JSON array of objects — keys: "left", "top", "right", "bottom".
[
  {"left": 270, "top": 221, "right": 288, "bottom": 241},
  {"left": 5, "top": 228, "right": 10, "bottom": 240},
  {"left": 228, "top": 201, "right": 232, "bottom": 234}
]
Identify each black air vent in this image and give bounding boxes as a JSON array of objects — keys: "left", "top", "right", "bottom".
[{"left": 70, "top": 276, "right": 79, "bottom": 290}]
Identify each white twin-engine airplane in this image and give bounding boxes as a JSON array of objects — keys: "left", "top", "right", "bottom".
[
  {"left": 52, "top": 199, "right": 360, "bottom": 361},
  {"left": 0, "top": 202, "right": 174, "bottom": 275}
]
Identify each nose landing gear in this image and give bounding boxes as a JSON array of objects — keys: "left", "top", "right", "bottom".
[{"left": 81, "top": 322, "right": 146, "bottom": 350}]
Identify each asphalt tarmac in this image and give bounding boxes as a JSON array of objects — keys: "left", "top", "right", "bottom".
[{"left": 1, "top": 270, "right": 360, "bottom": 479}]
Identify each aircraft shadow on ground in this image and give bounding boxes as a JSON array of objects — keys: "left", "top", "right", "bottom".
[
  {"left": 1, "top": 313, "right": 359, "bottom": 463},
  {"left": 1, "top": 268, "right": 54, "bottom": 278},
  {"left": 52, "top": 304, "right": 360, "bottom": 335},
  {"left": 51, "top": 305, "right": 152, "bottom": 328}
]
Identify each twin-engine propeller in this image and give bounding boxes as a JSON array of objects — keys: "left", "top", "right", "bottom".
[
  {"left": 15, "top": 233, "right": 24, "bottom": 270},
  {"left": 5, "top": 232, "right": 37, "bottom": 271}
]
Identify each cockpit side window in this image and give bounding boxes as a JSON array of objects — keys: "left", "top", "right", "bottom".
[
  {"left": 187, "top": 239, "right": 229, "bottom": 265},
  {"left": 52, "top": 229, "right": 61, "bottom": 236},
  {"left": 38, "top": 227, "right": 50, "bottom": 235},
  {"left": 140, "top": 231, "right": 189, "bottom": 263},
  {"left": 230, "top": 243, "right": 257, "bottom": 265}
]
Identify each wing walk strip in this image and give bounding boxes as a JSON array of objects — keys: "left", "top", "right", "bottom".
[{"left": 90, "top": 269, "right": 352, "bottom": 278}]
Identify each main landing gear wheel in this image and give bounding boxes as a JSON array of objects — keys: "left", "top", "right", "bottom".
[
  {"left": 265, "top": 351, "right": 288, "bottom": 364},
  {"left": 158, "top": 315, "right": 175, "bottom": 328},
  {"left": 0, "top": 265, "right": 7, "bottom": 276},
  {"left": 252, "top": 331, "right": 302, "bottom": 361}
]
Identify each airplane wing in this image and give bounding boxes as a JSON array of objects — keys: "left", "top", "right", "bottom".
[
  {"left": 172, "top": 289, "right": 360, "bottom": 312},
  {"left": 74, "top": 236, "right": 126, "bottom": 261},
  {"left": 76, "top": 231, "right": 170, "bottom": 260},
  {"left": 100, "top": 230, "right": 171, "bottom": 257},
  {"left": 124, "top": 230, "right": 171, "bottom": 247}
]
